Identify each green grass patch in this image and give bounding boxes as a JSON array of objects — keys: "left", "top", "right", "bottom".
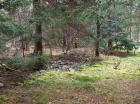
[
  {"left": 0, "top": 96, "right": 12, "bottom": 104},
  {"left": 17, "top": 56, "right": 140, "bottom": 104},
  {"left": 74, "top": 75, "right": 100, "bottom": 82}
]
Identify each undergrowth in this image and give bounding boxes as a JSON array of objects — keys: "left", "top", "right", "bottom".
[{"left": 2, "top": 56, "right": 140, "bottom": 104}]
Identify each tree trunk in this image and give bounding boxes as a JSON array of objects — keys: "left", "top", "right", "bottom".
[
  {"left": 74, "top": 37, "right": 78, "bottom": 48},
  {"left": 107, "top": 10, "right": 113, "bottom": 54},
  {"left": 34, "top": 23, "right": 43, "bottom": 55},
  {"left": 129, "top": 5, "right": 132, "bottom": 40},
  {"left": 21, "top": 42, "right": 25, "bottom": 57},
  {"left": 48, "top": 42, "right": 53, "bottom": 58},
  {"left": 33, "top": 0, "right": 43, "bottom": 55},
  {"left": 25, "top": 42, "right": 29, "bottom": 51},
  {"left": 95, "top": 41, "right": 100, "bottom": 57},
  {"left": 63, "top": 36, "right": 67, "bottom": 54},
  {"left": 74, "top": 41, "right": 78, "bottom": 48},
  {"left": 107, "top": 40, "right": 113, "bottom": 54},
  {"left": 95, "top": 18, "right": 101, "bottom": 57}
]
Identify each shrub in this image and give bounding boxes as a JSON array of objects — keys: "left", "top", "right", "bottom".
[
  {"left": 6, "top": 55, "right": 48, "bottom": 70},
  {"left": 26, "top": 56, "right": 48, "bottom": 71},
  {"left": 6, "top": 56, "right": 25, "bottom": 69},
  {"left": 110, "top": 35, "right": 137, "bottom": 52}
]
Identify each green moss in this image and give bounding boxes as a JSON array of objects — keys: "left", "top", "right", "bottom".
[
  {"left": 23, "top": 56, "right": 140, "bottom": 104},
  {"left": 0, "top": 96, "right": 12, "bottom": 104},
  {"left": 74, "top": 75, "right": 100, "bottom": 82}
]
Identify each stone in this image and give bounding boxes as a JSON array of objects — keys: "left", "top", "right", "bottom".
[
  {"left": 0, "top": 82, "right": 4, "bottom": 88},
  {"left": 58, "top": 61, "right": 66, "bottom": 65},
  {"left": 101, "top": 68, "right": 108, "bottom": 71},
  {"left": 45, "top": 60, "right": 91, "bottom": 71}
]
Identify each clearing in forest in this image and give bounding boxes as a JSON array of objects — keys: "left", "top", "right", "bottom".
[{"left": 0, "top": 56, "right": 140, "bottom": 104}]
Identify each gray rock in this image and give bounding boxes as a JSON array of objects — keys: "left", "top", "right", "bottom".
[
  {"left": 101, "top": 68, "right": 108, "bottom": 71},
  {"left": 0, "top": 83, "right": 4, "bottom": 87},
  {"left": 45, "top": 61, "right": 91, "bottom": 71},
  {"left": 40, "top": 70, "right": 47, "bottom": 73}
]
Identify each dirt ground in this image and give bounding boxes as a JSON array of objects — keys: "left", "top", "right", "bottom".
[
  {"left": 0, "top": 69, "right": 29, "bottom": 92},
  {"left": 0, "top": 74, "right": 140, "bottom": 104}
]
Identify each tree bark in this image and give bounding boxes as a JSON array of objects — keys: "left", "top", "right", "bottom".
[
  {"left": 34, "top": 23, "right": 43, "bottom": 55},
  {"left": 129, "top": 5, "right": 132, "bottom": 40},
  {"left": 95, "top": 41, "right": 100, "bottom": 57},
  {"left": 108, "top": 40, "right": 113, "bottom": 54},
  {"left": 21, "top": 41, "right": 25, "bottom": 57},
  {"left": 95, "top": 18, "right": 101, "bottom": 57},
  {"left": 74, "top": 41, "right": 78, "bottom": 48},
  {"left": 33, "top": 0, "right": 43, "bottom": 55},
  {"left": 25, "top": 42, "right": 29, "bottom": 51}
]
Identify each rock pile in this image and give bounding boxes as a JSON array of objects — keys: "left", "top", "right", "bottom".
[
  {"left": 46, "top": 61, "right": 91, "bottom": 71},
  {"left": 35, "top": 61, "right": 91, "bottom": 76}
]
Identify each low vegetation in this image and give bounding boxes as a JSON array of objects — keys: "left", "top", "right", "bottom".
[
  {"left": 1, "top": 56, "right": 140, "bottom": 104},
  {"left": 5, "top": 55, "right": 49, "bottom": 71}
]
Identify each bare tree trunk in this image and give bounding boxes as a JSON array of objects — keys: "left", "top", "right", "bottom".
[
  {"left": 74, "top": 37, "right": 78, "bottom": 48},
  {"left": 95, "top": 18, "right": 101, "bottom": 57},
  {"left": 34, "top": 23, "right": 43, "bottom": 55},
  {"left": 48, "top": 42, "right": 53, "bottom": 58},
  {"left": 22, "top": 42, "right": 25, "bottom": 57},
  {"left": 63, "top": 35, "right": 67, "bottom": 54},
  {"left": 33, "top": 0, "right": 43, "bottom": 55},
  {"left": 107, "top": 8, "right": 113, "bottom": 55},
  {"left": 95, "top": 41, "right": 100, "bottom": 57},
  {"left": 25, "top": 42, "right": 29, "bottom": 51},
  {"left": 74, "top": 41, "right": 78, "bottom": 48},
  {"left": 129, "top": 5, "right": 132, "bottom": 40},
  {"left": 108, "top": 40, "right": 113, "bottom": 54},
  {"left": 130, "top": 26, "right": 132, "bottom": 39}
]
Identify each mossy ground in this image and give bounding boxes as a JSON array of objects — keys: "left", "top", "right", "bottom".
[{"left": 1, "top": 56, "right": 140, "bottom": 104}]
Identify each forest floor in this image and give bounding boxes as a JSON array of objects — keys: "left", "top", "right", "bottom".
[{"left": 0, "top": 55, "right": 140, "bottom": 104}]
